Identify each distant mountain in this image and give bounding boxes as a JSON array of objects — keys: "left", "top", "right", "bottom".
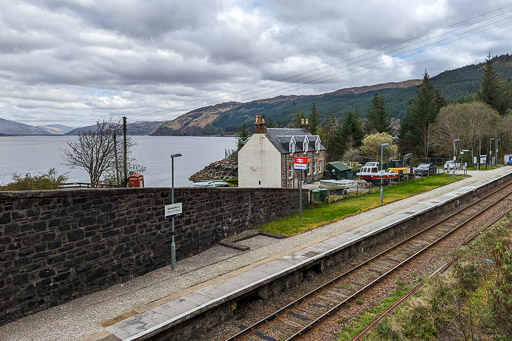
[
  {"left": 152, "top": 54, "right": 512, "bottom": 136},
  {"left": 37, "top": 124, "right": 75, "bottom": 135},
  {"left": 65, "top": 121, "right": 163, "bottom": 136},
  {"left": 152, "top": 101, "right": 244, "bottom": 136},
  {"left": 0, "top": 118, "right": 50, "bottom": 135}
]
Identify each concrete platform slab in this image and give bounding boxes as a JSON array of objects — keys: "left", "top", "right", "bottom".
[{"left": 1, "top": 168, "right": 511, "bottom": 341}]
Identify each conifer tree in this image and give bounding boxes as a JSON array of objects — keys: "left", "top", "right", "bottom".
[
  {"left": 320, "top": 115, "right": 337, "bottom": 153},
  {"left": 479, "top": 55, "right": 511, "bottom": 115},
  {"left": 365, "top": 92, "right": 391, "bottom": 134},
  {"left": 236, "top": 123, "right": 250, "bottom": 151},
  {"left": 327, "top": 107, "right": 364, "bottom": 161},
  {"left": 266, "top": 116, "right": 274, "bottom": 128},
  {"left": 327, "top": 123, "right": 345, "bottom": 161},
  {"left": 399, "top": 71, "right": 444, "bottom": 158},
  {"left": 341, "top": 107, "right": 364, "bottom": 148},
  {"left": 309, "top": 101, "right": 320, "bottom": 134},
  {"left": 291, "top": 102, "right": 306, "bottom": 127}
]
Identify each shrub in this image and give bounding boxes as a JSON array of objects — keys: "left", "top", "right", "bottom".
[
  {"left": 491, "top": 240, "right": 512, "bottom": 335},
  {"left": 0, "top": 168, "right": 67, "bottom": 191}
]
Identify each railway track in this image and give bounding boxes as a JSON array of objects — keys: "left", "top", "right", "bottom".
[
  {"left": 224, "top": 181, "right": 512, "bottom": 341},
  {"left": 350, "top": 199, "right": 512, "bottom": 340}
]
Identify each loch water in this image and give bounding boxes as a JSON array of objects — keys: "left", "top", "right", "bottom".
[{"left": 0, "top": 135, "right": 237, "bottom": 187}]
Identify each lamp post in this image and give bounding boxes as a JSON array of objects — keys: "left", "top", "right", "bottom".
[
  {"left": 489, "top": 138, "right": 495, "bottom": 168},
  {"left": 461, "top": 149, "right": 469, "bottom": 178},
  {"left": 380, "top": 143, "right": 389, "bottom": 204},
  {"left": 170, "top": 153, "right": 182, "bottom": 271},
  {"left": 495, "top": 138, "right": 501, "bottom": 165},
  {"left": 453, "top": 139, "right": 459, "bottom": 181}
]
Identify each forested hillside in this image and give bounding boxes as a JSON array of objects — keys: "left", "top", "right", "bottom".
[{"left": 153, "top": 54, "right": 512, "bottom": 136}]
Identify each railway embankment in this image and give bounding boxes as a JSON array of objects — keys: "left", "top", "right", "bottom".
[
  {"left": 104, "top": 170, "right": 512, "bottom": 340},
  {"left": 1, "top": 168, "right": 511, "bottom": 341}
]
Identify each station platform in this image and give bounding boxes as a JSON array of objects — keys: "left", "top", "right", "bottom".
[{"left": 1, "top": 168, "right": 511, "bottom": 341}]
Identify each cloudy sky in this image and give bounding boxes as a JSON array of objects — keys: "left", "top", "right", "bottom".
[{"left": 1, "top": 0, "right": 512, "bottom": 127}]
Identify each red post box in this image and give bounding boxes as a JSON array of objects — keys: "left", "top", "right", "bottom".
[{"left": 128, "top": 174, "right": 144, "bottom": 188}]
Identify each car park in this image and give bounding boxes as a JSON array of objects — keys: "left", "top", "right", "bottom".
[
  {"left": 413, "top": 163, "right": 437, "bottom": 176},
  {"left": 189, "top": 180, "right": 229, "bottom": 187}
]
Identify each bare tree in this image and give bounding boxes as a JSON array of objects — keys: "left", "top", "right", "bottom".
[
  {"left": 63, "top": 118, "right": 145, "bottom": 187},
  {"left": 431, "top": 102, "right": 500, "bottom": 158}
]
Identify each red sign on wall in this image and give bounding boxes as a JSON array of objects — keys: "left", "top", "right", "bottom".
[{"left": 294, "top": 157, "right": 307, "bottom": 170}]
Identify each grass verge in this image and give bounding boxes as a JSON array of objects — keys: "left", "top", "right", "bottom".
[
  {"left": 467, "top": 164, "right": 502, "bottom": 171},
  {"left": 258, "top": 174, "right": 463, "bottom": 236},
  {"left": 361, "top": 214, "right": 512, "bottom": 340}
]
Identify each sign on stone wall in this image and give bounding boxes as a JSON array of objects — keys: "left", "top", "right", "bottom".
[{"left": 165, "top": 203, "right": 183, "bottom": 218}]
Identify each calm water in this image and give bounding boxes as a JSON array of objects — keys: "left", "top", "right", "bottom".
[{"left": 0, "top": 136, "right": 236, "bottom": 187}]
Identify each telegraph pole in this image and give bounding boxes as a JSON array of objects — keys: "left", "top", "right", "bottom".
[{"left": 123, "top": 116, "right": 128, "bottom": 186}]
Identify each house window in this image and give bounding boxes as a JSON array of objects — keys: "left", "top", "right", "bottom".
[
  {"left": 303, "top": 136, "right": 309, "bottom": 153},
  {"left": 319, "top": 160, "right": 322, "bottom": 173},
  {"left": 288, "top": 164, "right": 293, "bottom": 179},
  {"left": 289, "top": 136, "right": 296, "bottom": 154},
  {"left": 307, "top": 162, "right": 311, "bottom": 175},
  {"left": 315, "top": 137, "right": 321, "bottom": 152},
  {"left": 313, "top": 161, "right": 317, "bottom": 174}
]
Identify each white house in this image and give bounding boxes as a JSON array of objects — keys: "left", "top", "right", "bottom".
[{"left": 238, "top": 115, "right": 326, "bottom": 188}]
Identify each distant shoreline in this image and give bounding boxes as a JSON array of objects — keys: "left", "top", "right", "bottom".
[{"left": 0, "top": 134, "right": 236, "bottom": 137}]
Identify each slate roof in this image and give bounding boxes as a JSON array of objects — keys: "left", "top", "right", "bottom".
[{"left": 265, "top": 128, "right": 326, "bottom": 154}]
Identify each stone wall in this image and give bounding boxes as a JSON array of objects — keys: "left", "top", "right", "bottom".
[{"left": 0, "top": 187, "right": 307, "bottom": 326}]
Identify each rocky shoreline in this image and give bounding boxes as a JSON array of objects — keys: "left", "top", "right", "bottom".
[{"left": 189, "top": 158, "right": 238, "bottom": 182}]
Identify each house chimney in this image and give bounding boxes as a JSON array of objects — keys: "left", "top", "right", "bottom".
[
  {"left": 300, "top": 118, "right": 310, "bottom": 133},
  {"left": 254, "top": 115, "right": 267, "bottom": 134}
]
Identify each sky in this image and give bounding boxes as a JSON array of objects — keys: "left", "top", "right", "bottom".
[{"left": 1, "top": 0, "right": 512, "bottom": 127}]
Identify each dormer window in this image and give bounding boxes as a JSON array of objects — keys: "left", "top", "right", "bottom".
[
  {"left": 315, "top": 137, "right": 321, "bottom": 153},
  {"left": 303, "top": 136, "right": 309, "bottom": 153},
  {"left": 289, "top": 136, "right": 296, "bottom": 154}
]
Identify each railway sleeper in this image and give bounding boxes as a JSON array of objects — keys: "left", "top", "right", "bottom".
[{"left": 148, "top": 176, "right": 512, "bottom": 341}]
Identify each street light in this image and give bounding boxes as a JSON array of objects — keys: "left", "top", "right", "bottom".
[
  {"left": 461, "top": 149, "right": 469, "bottom": 178},
  {"left": 495, "top": 138, "right": 501, "bottom": 165},
  {"left": 380, "top": 143, "right": 389, "bottom": 204},
  {"left": 170, "top": 153, "right": 182, "bottom": 271},
  {"left": 489, "top": 138, "right": 495, "bottom": 168},
  {"left": 453, "top": 139, "right": 459, "bottom": 181}
]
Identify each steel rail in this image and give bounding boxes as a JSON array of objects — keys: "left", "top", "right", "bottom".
[
  {"left": 350, "top": 204, "right": 512, "bottom": 340},
  {"left": 286, "top": 187, "right": 512, "bottom": 340},
  {"left": 224, "top": 181, "right": 512, "bottom": 341}
]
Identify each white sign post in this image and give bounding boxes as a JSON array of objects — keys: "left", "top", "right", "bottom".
[
  {"left": 165, "top": 203, "right": 183, "bottom": 219},
  {"left": 294, "top": 157, "right": 307, "bottom": 218}
]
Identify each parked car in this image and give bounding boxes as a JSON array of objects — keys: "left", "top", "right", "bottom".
[
  {"left": 189, "top": 180, "right": 229, "bottom": 187},
  {"left": 443, "top": 160, "right": 461, "bottom": 170},
  {"left": 414, "top": 163, "right": 437, "bottom": 176}
]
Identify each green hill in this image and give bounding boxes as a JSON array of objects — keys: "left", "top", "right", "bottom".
[{"left": 152, "top": 54, "right": 512, "bottom": 136}]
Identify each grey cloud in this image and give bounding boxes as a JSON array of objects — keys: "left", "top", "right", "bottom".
[
  {"left": 0, "top": 0, "right": 511, "bottom": 126},
  {"left": 44, "top": 0, "right": 226, "bottom": 38}
]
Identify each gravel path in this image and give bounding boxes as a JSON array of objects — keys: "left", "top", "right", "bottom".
[{"left": 1, "top": 168, "right": 510, "bottom": 341}]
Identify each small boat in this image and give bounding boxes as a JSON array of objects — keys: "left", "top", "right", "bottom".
[
  {"left": 319, "top": 179, "right": 354, "bottom": 191},
  {"left": 356, "top": 162, "right": 397, "bottom": 183}
]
